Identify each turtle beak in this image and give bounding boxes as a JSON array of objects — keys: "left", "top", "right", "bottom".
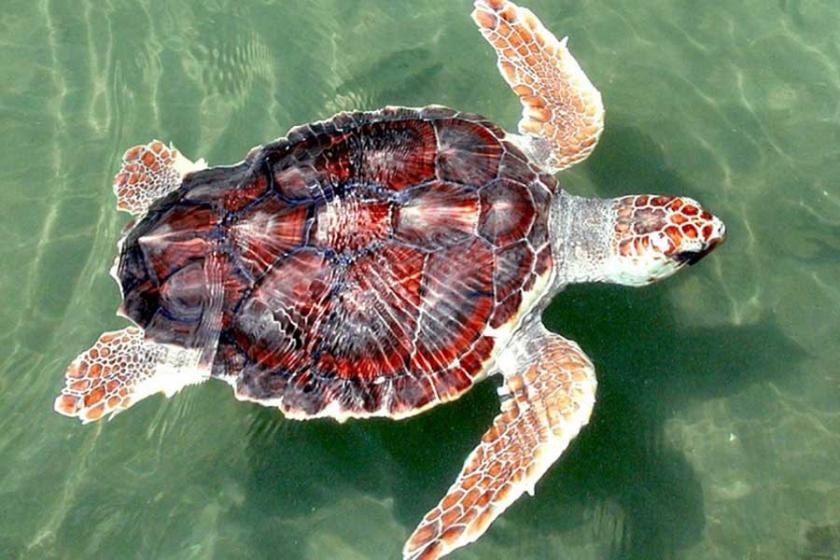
[{"left": 674, "top": 215, "right": 726, "bottom": 266}]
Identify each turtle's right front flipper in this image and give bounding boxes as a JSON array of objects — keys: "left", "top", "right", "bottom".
[
  {"left": 472, "top": 0, "right": 604, "bottom": 173},
  {"left": 403, "top": 323, "right": 598, "bottom": 560},
  {"left": 113, "top": 140, "right": 207, "bottom": 216}
]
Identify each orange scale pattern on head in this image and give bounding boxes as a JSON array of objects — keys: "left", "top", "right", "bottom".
[
  {"left": 664, "top": 225, "right": 682, "bottom": 244},
  {"left": 614, "top": 194, "right": 723, "bottom": 258},
  {"left": 618, "top": 238, "right": 632, "bottom": 257},
  {"left": 651, "top": 195, "right": 674, "bottom": 207}
]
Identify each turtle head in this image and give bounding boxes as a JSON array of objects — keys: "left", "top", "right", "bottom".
[
  {"left": 603, "top": 194, "right": 725, "bottom": 286},
  {"left": 556, "top": 193, "right": 725, "bottom": 287}
]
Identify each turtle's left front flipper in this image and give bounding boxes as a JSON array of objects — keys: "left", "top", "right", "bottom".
[
  {"left": 403, "top": 324, "right": 597, "bottom": 560},
  {"left": 113, "top": 140, "right": 207, "bottom": 216},
  {"left": 472, "top": 0, "right": 604, "bottom": 173}
]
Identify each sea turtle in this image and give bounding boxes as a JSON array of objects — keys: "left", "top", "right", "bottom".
[{"left": 54, "top": 1, "right": 725, "bottom": 558}]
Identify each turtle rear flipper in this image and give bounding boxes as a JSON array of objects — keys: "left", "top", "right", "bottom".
[
  {"left": 403, "top": 323, "right": 597, "bottom": 560},
  {"left": 56, "top": 253, "right": 225, "bottom": 423},
  {"left": 473, "top": 0, "right": 604, "bottom": 172},
  {"left": 54, "top": 327, "right": 209, "bottom": 423},
  {"left": 113, "top": 140, "right": 207, "bottom": 216}
]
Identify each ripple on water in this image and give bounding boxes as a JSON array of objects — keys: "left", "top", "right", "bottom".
[{"left": 1, "top": 0, "right": 840, "bottom": 558}]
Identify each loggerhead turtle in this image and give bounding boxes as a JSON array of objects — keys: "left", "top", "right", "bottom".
[{"left": 54, "top": 1, "right": 726, "bottom": 558}]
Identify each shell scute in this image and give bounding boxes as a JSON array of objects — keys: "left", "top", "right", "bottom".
[
  {"left": 490, "top": 291, "right": 524, "bottom": 329},
  {"left": 230, "top": 198, "right": 309, "bottom": 279},
  {"left": 435, "top": 119, "right": 502, "bottom": 185},
  {"left": 494, "top": 241, "right": 534, "bottom": 301},
  {"left": 222, "top": 175, "right": 269, "bottom": 212},
  {"left": 393, "top": 181, "right": 479, "bottom": 249},
  {"left": 434, "top": 367, "right": 473, "bottom": 401},
  {"left": 419, "top": 105, "right": 458, "bottom": 120},
  {"left": 534, "top": 244, "right": 553, "bottom": 275},
  {"left": 409, "top": 239, "right": 494, "bottom": 378},
  {"left": 527, "top": 182, "right": 552, "bottom": 247},
  {"left": 499, "top": 151, "right": 537, "bottom": 185},
  {"left": 270, "top": 161, "right": 317, "bottom": 201},
  {"left": 478, "top": 179, "right": 536, "bottom": 247},
  {"left": 390, "top": 375, "right": 437, "bottom": 415}
]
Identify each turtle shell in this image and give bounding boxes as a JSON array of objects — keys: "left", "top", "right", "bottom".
[{"left": 117, "top": 106, "right": 556, "bottom": 419}]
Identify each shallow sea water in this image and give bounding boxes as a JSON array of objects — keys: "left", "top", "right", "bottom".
[{"left": 1, "top": 0, "right": 839, "bottom": 558}]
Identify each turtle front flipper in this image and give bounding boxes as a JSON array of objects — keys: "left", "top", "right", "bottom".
[
  {"left": 472, "top": 0, "right": 604, "bottom": 173},
  {"left": 403, "top": 322, "right": 597, "bottom": 560},
  {"left": 113, "top": 140, "right": 207, "bottom": 216}
]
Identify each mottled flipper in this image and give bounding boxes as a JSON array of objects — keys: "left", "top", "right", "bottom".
[
  {"left": 472, "top": 0, "right": 604, "bottom": 172},
  {"left": 53, "top": 327, "right": 208, "bottom": 423},
  {"left": 113, "top": 140, "right": 206, "bottom": 216},
  {"left": 403, "top": 323, "right": 597, "bottom": 560}
]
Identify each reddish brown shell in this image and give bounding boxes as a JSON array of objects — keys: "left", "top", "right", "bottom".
[{"left": 117, "top": 107, "right": 556, "bottom": 419}]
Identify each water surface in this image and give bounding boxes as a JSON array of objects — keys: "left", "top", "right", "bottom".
[{"left": 1, "top": 0, "right": 839, "bottom": 559}]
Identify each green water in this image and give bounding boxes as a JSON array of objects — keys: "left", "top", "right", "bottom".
[{"left": 1, "top": 0, "right": 839, "bottom": 558}]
